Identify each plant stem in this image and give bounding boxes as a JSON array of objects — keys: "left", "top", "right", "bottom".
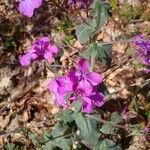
[{"left": 43, "top": 133, "right": 73, "bottom": 144}]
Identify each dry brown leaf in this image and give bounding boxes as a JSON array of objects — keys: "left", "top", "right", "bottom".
[
  {"left": 127, "top": 135, "right": 147, "bottom": 150},
  {"left": 19, "top": 111, "right": 29, "bottom": 122},
  {"left": 0, "top": 115, "right": 10, "bottom": 130}
]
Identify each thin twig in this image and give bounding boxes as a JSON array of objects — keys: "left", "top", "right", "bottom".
[
  {"left": 48, "top": 0, "right": 82, "bottom": 23},
  {"left": 43, "top": 133, "right": 73, "bottom": 144},
  {"left": 103, "top": 56, "right": 136, "bottom": 80},
  {"left": 105, "top": 78, "right": 150, "bottom": 101},
  {"left": 0, "top": 67, "right": 44, "bottom": 114}
]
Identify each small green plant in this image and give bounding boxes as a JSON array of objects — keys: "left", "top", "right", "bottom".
[{"left": 117, "top": 3, "right": 143, "bottom": 23}]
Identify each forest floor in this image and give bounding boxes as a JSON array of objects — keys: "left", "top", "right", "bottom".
[{"left": 0, "top": 0, "right": 150, "bottom": 149}]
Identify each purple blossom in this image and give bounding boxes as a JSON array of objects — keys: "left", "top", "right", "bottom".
[
  {"left": 48, "top": 58, "right": 104, "bottom": 113},
  {"left": 20, "top": 37, "right": 59, "bottom": 67},
  {"left": 76, "top": 58, "right": 102, "bottom": 95},
  {"left": 134, "top": 35, "right": 150, "bottom": 72},
  {"left": 82, "top": 92, "right": 104, "bottom": 113},
  {"left": 18, "top": 0, "right": 42, "bottom": 17},
  {"left": 48, "top": 76, "right": 74, "bottom": 107}
]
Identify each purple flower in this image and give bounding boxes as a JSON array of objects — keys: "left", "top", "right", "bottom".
[
  {"left": 76, "top": 58, "right": 102, "bottom": 95},
  {"left": 48, "top": 58, "right": 104, "bottom": 113},
  {"left": 18, "top": 0, "right": 42, "bottom": 17},
  {"left": 134, "top": 35, "right": 150, "bottom": 72},
  {"left": 82, "top": 92, "right": 104, "bottom": 113},
  {"left": 48, "top": 76, "right": 74, "bottom": 107},
  {"left": 20, "top": 37, "right": 59, "bottom": 67}
]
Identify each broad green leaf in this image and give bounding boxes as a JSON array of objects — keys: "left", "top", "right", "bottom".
[
  {"left": 75, "top": 1, "right": 110, "bottom": 44},
  {"left": 97, "top": 43, "right": 112, "bottom": 67},
  {"left": 72, "top": 113, "right": 100, "bottom": 146},
  {"left": 44, "top": 141, "right": 55, "bottom": 150},
  {"left": 100, "top": 123, "right": 115, "bottom": 135},
  {"left": 100, "top": 112, "right": 123, "bottom": 135},
  {"left": 71, "top": 99, "right": 82, "bottom": 112},
  {"left": 44, "top": 137, "right": 72, "bottom": 150},
  {"left": 44, "top": 121, "right": 72, "bottom": 150},
  {"left": 55, "top": 109, "right": 74, "bottom": 123},
  {"left": 51, "top": 121, "right": 68, "bottom": 137},
  {"left": 92, "top": 0, "right": 110, "bottom": 34},
  {"left": 75, "top": 21, "right": 94, "bottom": 44},
  {"left": 80, "top": 42, "right": 97, "bottom": 58},
  {"left": 81, "top": 43, "right": 112, "bottom": 67},
  {"left": 110, "top": 112, "right": 123, "bottom": 124},
  {"left": 94, "top": 139, "right": 122, "bottom": 150}
]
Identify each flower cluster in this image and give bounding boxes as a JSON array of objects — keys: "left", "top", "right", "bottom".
[
  {"left": 49, "top": 58, "right": 104, "bottom": 113},
  {"left": 18, "top": 0, "right": 42, "bottom": 17},
  {"left": 20, "top": 37, "right": 59, "bottom": 67},
  {"left": 134, "top": 35, "right": 150, "bottom": 72},
  {"left": 68, "top": 0, "right": 93, "bottom": 8}
]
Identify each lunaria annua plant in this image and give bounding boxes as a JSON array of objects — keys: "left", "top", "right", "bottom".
[
  {"left": 20, "top": 37, "right": 59, "bottom": 67},
  {"left": 49, "top": 58, "right": 104, "bottom": 113}
]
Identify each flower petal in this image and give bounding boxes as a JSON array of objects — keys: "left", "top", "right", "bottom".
[
  {"left": 77, "top": 58, "right": 89, "bottom": 73},
  {"left": 44, "top": 51, "right": 53, "bottom": 63},
  {"left": 86, "top": 72, "right": 102, "bottom": 86},
  {"left": 39, "top": 36, "right": 49, "bottom": 42},
  {"left": 55, "top": 94, "right": 67, "bottom": 107},
  {"left": 68, "top": 69, "right": 78, "bottom": 90},
  {"left": 49, "top": 45, "right": 59, "bottom": 53},
  {"left": 78, "top": 79, "right": 93, "bottom": 95},
  {"left": 90, "top": 93, "right": 104, "bottom": 107},
  {"left": 32, "top": 0, "right": 42, "bottom": 8},
  {"left": 20, "top": 52, "right": 32, "bottom": 66},
  {"left": 18, "top": 0, "right": 42, "bottom": 17},
  {"left": 82, "top": 96, "right": 94, "bottom": 113},
  {"left": 48, "top": 79, "right": 58, "bottom": 94},
  {"left": 57, "top": 76, "right": 73, "bottom": 95}
]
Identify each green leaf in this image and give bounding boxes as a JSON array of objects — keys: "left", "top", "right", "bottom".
[
  {"left": 55, "top": 109, "right": 74, "bottom": 123},
  {"left": 81, "top": 43, "right": 112, "bottom": 67},
  {"left": 44, "top": 137, "right": 72, "bottom": 150},
  {"left": 94, "top": 139, "right": 122, "bottom": 150},
  {"left": 97, "top": 43, "right": 112, "bottom": 67},
  {"left": 110, "top": 112, "right": 123, "bottom": 124},
  {"left": 100, "top": 112, "right": 123, "bottom": 135},
  {"left": 75, "top": 21, "right": 94, "bottom": 44},
  {"left": 71, "top": 99, "right": 82, "bottom": 112},
  {"left": 75, "top": 1, "right": 110, "bottom": 44},
  {"left": 92, "top": 0, "right": 110, "bottom": 34},
  {"left": 72, "top": 113, "right": 100, "bottom": 146},
  {"left": 51, "top": 121, "right": 68, "bottom": 137},
  {"left": 44, "top": 121, "right": 72, "bottom": 150},
  {"left": 100, "top": 123, "right": 115, "bottom": 135}
]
